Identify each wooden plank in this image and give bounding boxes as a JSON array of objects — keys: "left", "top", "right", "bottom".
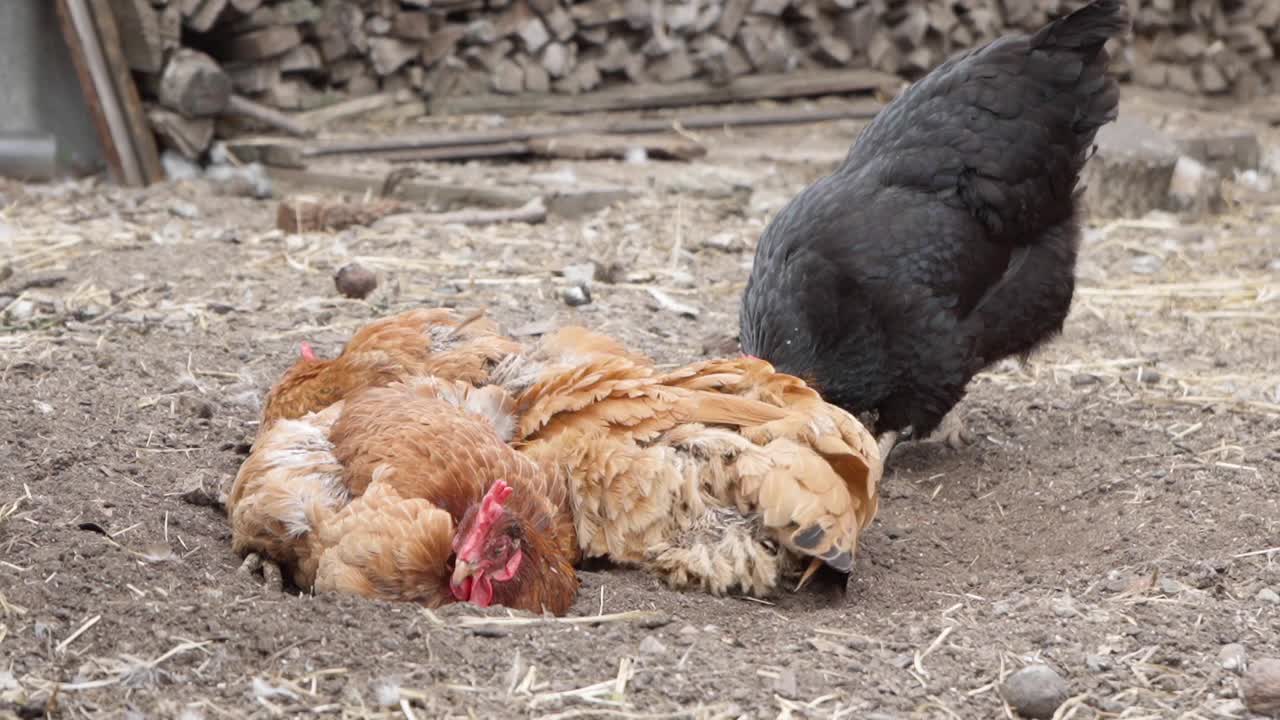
[
  {"left": 264, "top": 167, "right": 532, "bottom": 209},
  {"left": 426, "top": 68, "right": 898, "bottom": 116},
  {"left": 308, "top": 100, "right": 881, "bottom": 157},
  {"left": 88, "top": 0, "right": 164, "bottom": 184},
  {"left": 54, "top": 0, "right": 142, "bottom": 185}
]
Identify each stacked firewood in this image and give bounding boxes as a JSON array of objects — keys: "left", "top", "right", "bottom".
[{"left": 106, "top": 0, "right": 1280, "bottom": 158}]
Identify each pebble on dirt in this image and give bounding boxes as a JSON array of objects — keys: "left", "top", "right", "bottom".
[
  {"left": 1242, "top": 658, "right": 1280, "bottom": 716},
  {"left": 562, "top": 284, "right": 591, "bottom": 306},
  {"left": 334, "top": 263, "right": 378, "bottom": 300},
  {"left": 1220, "top": 643, "right": 1247, "bottom": 674},
  {"left": 1000, "top": 664, "right": 1070, "bottom": 720}
]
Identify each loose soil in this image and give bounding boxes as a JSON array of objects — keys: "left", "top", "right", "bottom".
[{"left": 2, "top": 88, "right": 1278, "bottom": 719}]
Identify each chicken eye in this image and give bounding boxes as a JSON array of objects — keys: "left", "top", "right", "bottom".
[{"left": 487, "top": 538, "right": 510, "bottom": 559}]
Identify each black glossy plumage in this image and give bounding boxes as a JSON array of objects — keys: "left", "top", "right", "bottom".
[{"left": 739, "top": 0, "right": 1130, "bottom": 442}]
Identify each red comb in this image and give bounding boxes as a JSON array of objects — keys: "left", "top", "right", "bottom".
[
  {"left": 479, "top": 480, "right": 514, "bottom": 525},
  {"left": 455, "top": 480, "right": 514, "bottom": 559},
  {"left": 299, "top": 342, "right": 316, "bottom": 361}
]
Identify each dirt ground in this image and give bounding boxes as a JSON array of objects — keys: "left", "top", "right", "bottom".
[{"left": 2, "top": 87, "right": 1279, "bottom": 719}]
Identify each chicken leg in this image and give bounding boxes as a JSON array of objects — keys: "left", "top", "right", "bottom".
[
  {"left": 876, "top": 430, "right": 901, "bottom": 464},
  {"left": 237, "top": 552, "right": 284, "bottom": 592}
]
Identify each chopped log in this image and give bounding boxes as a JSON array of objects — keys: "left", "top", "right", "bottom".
[
  {"left": 518, "top": 16, "right": 551, "bottom": 52},
  {"left": 493, "top": 58, "right": 525, "bottom": 93},
  {"left": 541, "top": 4, "right": 576, "bottom": 40},
  {"left": 648, "top": 43, "right": 696, "bottom": 83},
  {"left": 541, "top": 42, "right": 574, "bottom": 78},
  {"left": 296, "top": 92, "right": 400, "bottom": 130},
  {"left": 223, "top": 25, "right": 303, "bottom": 61},
  {"left": 277, "top": 195, "right": 408, "bottom": 233},
  {"left": 523, "top": 61, "right": 551, "bottom": 92},
  {"left": 422, "top": 26, "right": 467, "bottom": 67},
  {"left": 570, "top": 0, "right": 625, "bottom": 27},
  {"left": 368, "top": 37, "right": 419, "bottom": 75},
  {"left": 554, "top": 59, "right": 602, "bottom": 94},
  {"left": 224, "top": 94, "right": 313, "bottom": 137},
  {"left": 105, "top": 0, "right": 164, "bottom": 73},
  {"left": 463, "top": 39, "right": 514, "bottom": 72},
  {"left": 181, "top": 0, "right": 227, "bottom": 33},
  {"left": 391, "top": 11, "right": 432, "bottom": 40},
  {"left": 365, "top": 14, "right": 392, "bottom": 35},
  {"left": 159, "top": 48, "right": 232, "bottom": 117},
  {"left": 157, "top": 3, "right": 182, "bottom": 51},
  {"left": 715, "top": 0, "right": 750, "bottom": 38},
  {"left": 280, "top": 44, "right": 323, "bottom": 74},
  {"left": 228, "top": 0, "right": 321, "bottom": 32},
  {"left": 148, "top": 106, "right": 216, "bottom": 159},
  {"left": 750, "top": 0, "right": 789, "bottom": 16},
  {"left": 224, "top": 61, "right": 278, "bottom": 93}
]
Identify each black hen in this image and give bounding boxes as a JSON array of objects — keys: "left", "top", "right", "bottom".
[{"left": 739, "top": 0, "right": 1130, "bottom": 458}]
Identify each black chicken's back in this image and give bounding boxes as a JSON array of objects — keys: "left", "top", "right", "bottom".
[{"left": 740, "top": 0, "right": 1130, "bottom": 441}]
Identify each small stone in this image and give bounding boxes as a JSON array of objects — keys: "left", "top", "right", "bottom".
[
  {"left": 646, "top": 287, "right": 699, "bottom": 318},
  {"left": 1000, "top": 664, "right": 1070, "bottom": 720},
  {"left": 638, "top": 636, "right": 667, "bottom": 656},
  {"left": 1219, "top": 643, "right": 1247, "bottom": 674},
  {"left": 1242, "top": 658, "right": 1280, "bottom": 716},
  {"left": 1158, "top": 577, "right": 1183, "bottom": 596},
  {"left": 170, "top": 201, "right": 200, "bottom": 219},
  {"left": 701, "top": 232, "right": 739, "bottom": 252},
  {"left": 6, "top": 299, "right": 35, "bottom": 322},
  {"left": 1258, "top": 588, "right": 1280, "bottom": 605},
  {"left": 1071, "top": 373, "right": 1101, "bottom": 387},
  {"left": 1137, "top": 368, "right": 1161, "bottom": 385},
  {"left": 636, "top": 612, "right": 672, "bottom": 629},
  {"left": 334, "top": 263, "right": 378, "bottom": 300},
  {"left": 562, "top": 284, "right": 591, "bottom": 307},
  {"left": 1086, "top": 654, "right": 1113, "bottom": 672},
  {"left": 1050, "top": 596, "right": 1077, "bottom": 618},
  {"left": 467, "top": 625, "right": 510, "bottom": 638},
  {"left": 992, "top": 600, "right": 1015, "bottom": 617},
  {"left": 678, "top": 624, "right": 700, "bottom": 636}
]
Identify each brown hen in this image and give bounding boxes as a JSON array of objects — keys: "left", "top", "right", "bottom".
[
  {"left": 228, "top": 376, "right": 579, "bottom": 614},
  {"left": 256, "top": 308, "right": 520, "bottom": 442},
  {"left": 491, "top": 327, "right": 883, "bottom": 597}
]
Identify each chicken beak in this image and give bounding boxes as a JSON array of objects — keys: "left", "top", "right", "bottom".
[{"left": 451, "top": 559, "right": 479, "bottom": 588}]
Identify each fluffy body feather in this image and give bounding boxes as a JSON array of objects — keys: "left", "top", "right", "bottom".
[
  {"left": 257, "top": 309, "right": 521, "bottom": 441},
  {"left": 228, "top": 377, "right": 580, "bottom": 614},
  {"left": 739, "top": 0, "right": 1130, "bottom": 445},
  {"left": 493, "top": 327, "right": 882, "bottom": 597}
]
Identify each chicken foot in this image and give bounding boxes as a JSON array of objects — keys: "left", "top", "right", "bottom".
[
  {"left": 934, "top": 414, "right": 976, "bottom": 450},
  {"left": 237, "top": 552, "right": 284, "bottom": 592}
]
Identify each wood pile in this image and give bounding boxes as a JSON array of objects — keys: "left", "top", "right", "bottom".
[{"left": 102, "top": 0, "right": 1280, "bottom": 161}]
